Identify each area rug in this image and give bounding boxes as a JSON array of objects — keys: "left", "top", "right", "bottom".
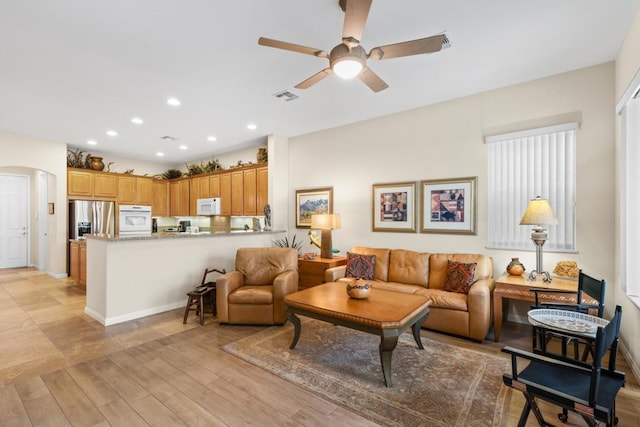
[{"left": 223, "top": 319, "right": 511, "bottom": 426}]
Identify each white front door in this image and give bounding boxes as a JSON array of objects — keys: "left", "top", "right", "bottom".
[{"left": 0, "top": 174, "right": 29, "bottom": 268}]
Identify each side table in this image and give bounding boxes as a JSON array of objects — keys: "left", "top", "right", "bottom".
[
  {"left": 298, "top": 256, "right": 347, "bottom": 290},
  {"left": 493, "top": 274, "right": 580, "bottom": 342}
]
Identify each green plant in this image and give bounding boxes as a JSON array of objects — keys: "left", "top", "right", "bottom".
[
  {"left": 67, "top": 148, "right": 90, "bottom": 168},
  {"left": 161, "top": 169, "right": 184, "bottom": 179},
  {"left": 272, "top": 234, "right": 303, "bottom": 254}
]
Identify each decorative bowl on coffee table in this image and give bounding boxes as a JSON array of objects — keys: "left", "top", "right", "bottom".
[{"left": 346, "top": 282, "right": 371, "bottom": 299}]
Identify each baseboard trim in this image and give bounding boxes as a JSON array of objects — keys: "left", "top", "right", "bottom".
[
  {"left": 47, "top": 271, "right": 68, "bottom": 279},
  {"left": 85, "top": 301, "right": 186, "bottom": 326},
  {"left": 619, "top": 340, "right": 640, "bottom": 385}
]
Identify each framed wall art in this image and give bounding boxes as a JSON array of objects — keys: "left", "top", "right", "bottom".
[
  {"left": 372, "top": 181, "right": 416, "bottom": 232},
  {"left": 295, "top": 187, "right": 333, "bottom": 228},
  {"left": 420, "top": 176, "right": 477, "bottom": 234}
]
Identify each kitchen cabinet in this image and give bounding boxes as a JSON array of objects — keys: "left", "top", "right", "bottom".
[
  {"left": 67, "top": 170, "right": 94, "bottom": 197},
  {"left": 118, "top": 176, "right": 153, "bottom": 205},
  {"left": 189, "top": 176, "right": 210, "bottom": 215},
  {"left": 230, "top": 170, "right": 244, "bottom": 216},
  {"left": 170, "top": 179, "right": 190, "bottom": 216},
  {"left": 209, "top": 174, "right": 220, "bottom": 197},
  {"left": 93, "top": 174, "right": 118, "bottom": 199},
  {"left": 219, "top": 173, "right": 231, "bottom": 216},
  {"left": 69, "top": 241, "right": 87, "bottom": 287},
  {"left": 152, "top": 179, "right": 169, "bottom": 217},
  {"left": 257, "top": 166, "right": 268, "bottom": 214},
  {"left": 117, "top": 176, "right": 136, "bottom": 204},
  {"left": 243, "top": 168, "right": 257, "bottom": 215},
  {"left": 136, "top": 177, "right": 153, "bottom": 205},
  {"left": 67, "top": 168, "right": 118, "bottom": 199}
]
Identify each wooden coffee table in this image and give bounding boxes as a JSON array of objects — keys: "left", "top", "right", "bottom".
[{"left": 284, "top": 281, "right": 430, "bottom": 387}]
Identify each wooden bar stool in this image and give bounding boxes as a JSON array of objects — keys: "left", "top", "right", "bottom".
[{"left": 183, "top": 267, "right": 226, "bottom": 325}]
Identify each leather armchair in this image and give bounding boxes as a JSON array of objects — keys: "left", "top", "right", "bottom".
[{"left": 216, "top": 247, "right": 299, "bottom": 325}]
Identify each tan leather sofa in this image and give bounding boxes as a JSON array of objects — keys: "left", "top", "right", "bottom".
[
  {"left": 216, "top": 247, "right": 299, "bottom": 325},
  {"left": 325, "top": 247, "right": 494, "bottom": 342}
]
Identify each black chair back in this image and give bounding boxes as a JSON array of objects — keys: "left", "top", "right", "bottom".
[
  {"left": 503, "top": 305, "right": 625, "bottom": 426},
  {"left": 578, "top": 270, "right": 606, "bottom": 317}
]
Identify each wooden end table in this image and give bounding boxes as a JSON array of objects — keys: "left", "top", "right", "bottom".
[
  {"left": 284, "top": 282, "right": 430, "bottom": 387},
  {"left": 493, "top": 274, "right": 582, "bottom": 342},
  {"left": 297, "top": 256, "right": 347, "bottom": 289}
]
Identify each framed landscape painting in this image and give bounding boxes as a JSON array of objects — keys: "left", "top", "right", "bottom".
[
  {"left": 372, "top": 181, "right": 416, "bottom": 232},
  {"left": 420, "top": 176, "right": 477, "bottom": 234},
  {"left": 296, "top": 187, "right": 333, "bottom": 228}
]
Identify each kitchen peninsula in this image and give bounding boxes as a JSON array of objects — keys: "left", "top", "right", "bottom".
[{"left": 84, "top": 229, "right": 285, "bottom": 325}]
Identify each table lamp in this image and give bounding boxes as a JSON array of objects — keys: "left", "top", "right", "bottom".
[
  {"left": 311, "top": 213, "right": 341, "bottom": 259},
  {"left": 519, "top": 196, "right": 559, "bottom": 282}
]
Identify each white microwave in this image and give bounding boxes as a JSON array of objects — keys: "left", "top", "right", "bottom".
[{"left": 197, "top": 197, "right": 221, "bottom": 216}]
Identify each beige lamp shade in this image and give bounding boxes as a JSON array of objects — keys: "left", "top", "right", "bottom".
[
  {"left": 519, "top": 196, "right": 558, "bottom": 226},
  {"left": 311, "top": 213, "right": 342, "bottom": 230}
]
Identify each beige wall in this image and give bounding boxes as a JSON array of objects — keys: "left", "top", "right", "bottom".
[
  {"left": 615, "top": 9, "right": 640, "bottom": 385},
  {"left": 0, "top": 133, "right": 67, "bottom": 276},
  {"left": 288, "top": 62, "right": 617, "bottom": 331}
]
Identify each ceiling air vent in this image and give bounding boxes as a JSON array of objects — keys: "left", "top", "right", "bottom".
[
  {"left": 273, "top": 90, "right": 299, "bottom": 102},
  {"left": 440, "top": 32, "right": 451, "bottom": 49},
  {"left": 161, "top": 135, "right": 179, "bottom": 141}
]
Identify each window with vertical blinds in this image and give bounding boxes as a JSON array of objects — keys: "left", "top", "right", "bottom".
[
  {"left": 485, "top": 122, "right": 577, "bottom": 252},
  {"left": 619, "top": 85, "right": 640, "bottom": 301}
]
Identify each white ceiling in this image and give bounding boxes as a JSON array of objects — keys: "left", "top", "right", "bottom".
[{"left": 1, "top": 1, "right": 639, "bottom": 164}]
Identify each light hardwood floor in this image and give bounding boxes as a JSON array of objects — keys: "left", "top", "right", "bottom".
[{"left": 0, "top": 267, "right": 638, "bottom": 426}]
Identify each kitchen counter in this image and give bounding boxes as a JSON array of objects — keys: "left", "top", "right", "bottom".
[
  {"left": 83, "top": 229, "right": 287, "bottom": 326},
  {"left": 84, "top": 229, "right": 284, "bottom": 241}
]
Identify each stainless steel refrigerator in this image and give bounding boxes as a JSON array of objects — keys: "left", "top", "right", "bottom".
[{"left": 69, "top": 200, "right": 115, "bottom": 239}]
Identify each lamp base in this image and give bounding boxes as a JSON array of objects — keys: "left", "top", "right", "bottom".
[
  {"left": 527, "top": 270, "right": 552, "bottom": 283},
  {"left": 529, "top": 231, "right": 552, "bottom": 283},
  {"left": 320, "top": 229, "right": 333, "bottom": 259}
]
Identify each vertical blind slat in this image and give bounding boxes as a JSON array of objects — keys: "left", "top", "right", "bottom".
[{"left": 487, "top": 125, "right": 576, "bottom": 251}]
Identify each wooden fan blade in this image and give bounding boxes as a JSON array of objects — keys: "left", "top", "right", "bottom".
[
  {"left": 342, "top": 0, "right": 372, "bottom": 44},
  {"left": 258, "top": 37, "right": 328, "bottom": 58},
  {"left": 295, "top": 68, "right": 334, "bottom": 89},
  {"left": 368, "top": 35, "right": 445, "bottom": 61},
  {"left": 358, "top": 67, "right": 388, "bottom": 92}
]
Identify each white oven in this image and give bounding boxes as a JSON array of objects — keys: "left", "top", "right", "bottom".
[{"left": 118, "top": 205, "right": 152, "bottom": 235}]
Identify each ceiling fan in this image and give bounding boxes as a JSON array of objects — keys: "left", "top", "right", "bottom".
[{"left": 258, "top": 0, "right": 449, "bottom": 93}]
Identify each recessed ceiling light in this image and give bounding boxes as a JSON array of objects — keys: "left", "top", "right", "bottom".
[
  {"left": 106, "top": 130, "right": 118, "bottom": 137},
  {"left": 87, "top": 140, "right": 98, "bottom": 145},
  {"left": 207, "top": 136, "right": 217, "bottom": 142},
  {"left": 131, "top": 117, "right": 144, "bottom": 124},
  {"left": 156, "top": 152, "right": 165, "bottom": 157},
  {"left": 247, "top": 123, "right": 257, "bottom": 130},
  {"left": 179, "top": 145, "right": 188, "bottom": 150},
  {"left": 167, "top": 97, "right": 181, "bottom": 106}
]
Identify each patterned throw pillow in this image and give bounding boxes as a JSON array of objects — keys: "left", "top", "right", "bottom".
[
  {"left": 443, "top": 260, "right": 477, "bottom": 294},
  {"left": 345, "top": 252, "right": 376, "bottom": 280}
]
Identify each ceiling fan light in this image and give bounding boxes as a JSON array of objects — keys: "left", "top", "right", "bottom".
[{"left": 333, "top": 58, "right": 363, "bottom": 79}]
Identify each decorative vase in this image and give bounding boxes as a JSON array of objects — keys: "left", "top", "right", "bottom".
[
  {"left": 346, "top": 281, "right": 371, "bottom": 299},
  {"left": 506, "top": 257, "right": 525, "bottom": 276},
  {"left": 89, "top": 156, "right": 105, "bottom": 171}
]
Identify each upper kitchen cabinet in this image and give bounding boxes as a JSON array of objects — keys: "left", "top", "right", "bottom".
[
  {"left": 152, "top": 179, "right": 169, "bottom": 217},
  {"left": 230, "top": 170, "right": 244, "bottom": 216},
  {"left": 170, "top": 179, "right": 190, "bottom": 216},
  {"left": 117, "top": 176, "right": 153, "bottom": 205},
  {"left": 257, "top": 166, "right": 268, "bottom": 214},
  {"left": 67, "top": 169, "right": 93, "bottom": 197},
  {"left": 243, "top": 168, "right": 257, "bottom": 216},
  {"left": 189, "top": 175, "right": 210, "bottom": 215},
  {"left": 67, "top": 168, "right": 117, "bottom": 199},
  {"left": 219, "top": 172, "right": 232, "bottom": 216}
]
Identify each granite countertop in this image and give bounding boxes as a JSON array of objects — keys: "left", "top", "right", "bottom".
[{"left": 83, "top": 229, "right": 285, "bottom": 242}]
